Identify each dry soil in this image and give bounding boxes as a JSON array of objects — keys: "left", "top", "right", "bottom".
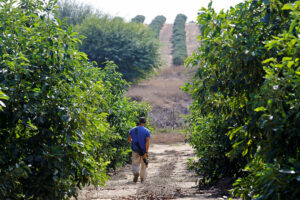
[
  {"left": 127, "top": 23, "right": 200, "bottom": 129},
  {"left": 76, "top": 143, "right": 231, "bottom": 200}
]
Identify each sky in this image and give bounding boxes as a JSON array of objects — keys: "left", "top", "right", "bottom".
[{"left": 78, "top": 0, "right": 244, "bottom": 24}]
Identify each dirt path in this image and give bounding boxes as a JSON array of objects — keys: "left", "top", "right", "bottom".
[
  {"left": 76, "top": 143, "right": 194, "bottom": 199},
  {"left": 77, "top": 143, "right": 230, "bottom": 200},
  {"left": 158, "top": 23, "right": 173, "bottom": 68},
  {"left": 185, "top": 23, "right": 200, "bottom": 56},
  {"left": 75, "top": 24, "right": 233, "bottom": 199}
]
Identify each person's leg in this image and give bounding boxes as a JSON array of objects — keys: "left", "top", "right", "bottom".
[
  {"left": 131, "top": 151, "right": 140, "bottom": 182},
  {"left": 139, "top": 159, "right": 147, "bottom": 182}
]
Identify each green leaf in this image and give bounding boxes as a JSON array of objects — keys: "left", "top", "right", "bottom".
[
  {"left": 282, "top": 4, "right": 293, "bottom": 10},
  {"left": 228, "top": 126, "right": 243, "bottom": 140},
  {"left": 282, "top": 57, "right": 292, "bottom": 62},
  {"left": 208, "top": 0, "right": 213, "bottom": 9},
  {"left": 254, "top": 107, "right": 267, "bottom": 112},
  {"left": 32, "top": 88, "right": 41, "bottom": 93},
  {"left": 0, "top": 90, "right": 9, "bottom": 100},
  {"left": 242, "top": 148, "right": 248, "bottom": 156},
  {"left": 262, "top": 58, "right": 277, "bottom": 64}
]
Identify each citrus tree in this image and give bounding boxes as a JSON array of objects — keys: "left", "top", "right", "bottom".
[
  {"left": 0, "top": 0, "right": 151, "bottom": 199},
  {"left": 131, "top": 15, "right": 146, "bottom": 24},
  {"left": 56, "top": 0, "right": 98, "bottom": 25},
  {"left": 149, "top": 15, "right": 167, "bottom": 38},
  {"left": 74, "top": 16, "right": 161, "bottom": 82},
  {"left": 172, "top": 14, "right": 187, "bottom": 65},
  {"left": 185, "top": 0, "right": 300, "bottom": 198},
  {"left": 0, "top": 1, "right": 107, "bottom": 198}
]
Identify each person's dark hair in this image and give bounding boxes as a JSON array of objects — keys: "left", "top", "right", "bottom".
[{"left": 139, "top": 117, "right": 146, "bottom": 124}]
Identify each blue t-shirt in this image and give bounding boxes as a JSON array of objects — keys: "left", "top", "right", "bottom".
[{"left": 129, "top": 126, "right": 150, "bottom": 153}]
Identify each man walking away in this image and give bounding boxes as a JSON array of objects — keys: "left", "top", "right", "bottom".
[{"left": 128, "top": 117, "right": 150, "bottom": 183}]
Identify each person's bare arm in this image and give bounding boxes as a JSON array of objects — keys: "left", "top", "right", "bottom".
[
  {"left": 144, "top": 137, "right": 150, "bottom": 158},
  {"left": 128, "top": 134, "right": 132, "bottom": 143}
]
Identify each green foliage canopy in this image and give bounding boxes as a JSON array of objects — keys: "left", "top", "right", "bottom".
[
  {"left": 172, "top": 14, "right": 187, "bottom": 65},
  {"left": 0, "top": 1, "right": 107, "bottom": 198},
  {"left": 185, "top": 0, "right": 300, "bottom": 199},
  {"left": 74, "top": 16, "right": 161, "bottom": 82},
  {"left": 131, "top": 15, "right": 146, "bottom": 24},
  {"left": 56, "top": 0, "right": 98, "bottom": 25},
  {"left": 149, "top": 15, "right": 167, "bottom": 38},
  {"left": 0, "top": 0, "right": 151, "bottom": 199}
]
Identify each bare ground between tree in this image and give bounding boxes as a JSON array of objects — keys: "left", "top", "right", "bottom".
[
  {"left": 75, "top": 23, "right": 236, "bottom": 200},
  {"left": 76, "top": 142, "right": 233, "bottom": 200}
]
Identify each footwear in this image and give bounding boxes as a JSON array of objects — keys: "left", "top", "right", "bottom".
[
  {"left": 133, "top": 174, "right": 139, "bottom": 183},
  {"left": 140, "top": 178, "right": 144, "bottom": 183}
]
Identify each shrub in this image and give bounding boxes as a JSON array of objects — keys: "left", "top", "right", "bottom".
[
  {"left": 232, "top": 2, "right": 300, "bottom": 198},
  {"left": 56, "top": 0, "right": 99, "bottom": 25},
  {"left": 0, "top": 0, "right": 151, "bottom": 199},
  {"left": 186, "top": 114, "right": 246, "bottom": 184},
  {"left": 0, "top": 1, "right": 108, "bottom": 198},
  {"left": 172, "top": 14, "right": 187, "bottom": 65},
  {"left": 131, "top": 15, "right": 146, "bottom": 24},
  {"left": 149, "top": 15, "right": 167, "bottom": 38},
  {"left": 184, "top": 0, "right": 300, "bottom": 198},
  {"left": 74, "top": 15, "right": 161, "bottom": 82}
]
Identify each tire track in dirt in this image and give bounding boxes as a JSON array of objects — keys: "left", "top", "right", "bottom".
[
  {"left": 76, "top": 143, "right": 231, "bottom": 200},
  {"left": 159, "top": 23, "right": 173, "bottom": 68},
  {"left": 76, "top": 143, "right": 199, "bottom": 199},
  {"left": 185, "top": 23, "right": 200, "bottom": 57}
]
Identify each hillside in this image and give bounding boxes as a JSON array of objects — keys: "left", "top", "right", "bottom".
[{"left": 127, "top": 23, "right": 200, "bottom": 129}]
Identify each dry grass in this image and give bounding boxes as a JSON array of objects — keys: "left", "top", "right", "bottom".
[
  {"left": 127, "top": 65, "right": 189, "bottom": 107},
  {"left": 157, "top": 65, "right": 187, "bottom": 78},
  {"left": 126, "top": 24, "right": 199, "bottom": 128},
  {"left": 128, "top": 80, "right": 185, "bottom": 106},
  {"left": 127, "top": 66, "right": 192, "bottom": 128},
  {"left": 150, "top": 133, "right": 185, "bottom": 144}
]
